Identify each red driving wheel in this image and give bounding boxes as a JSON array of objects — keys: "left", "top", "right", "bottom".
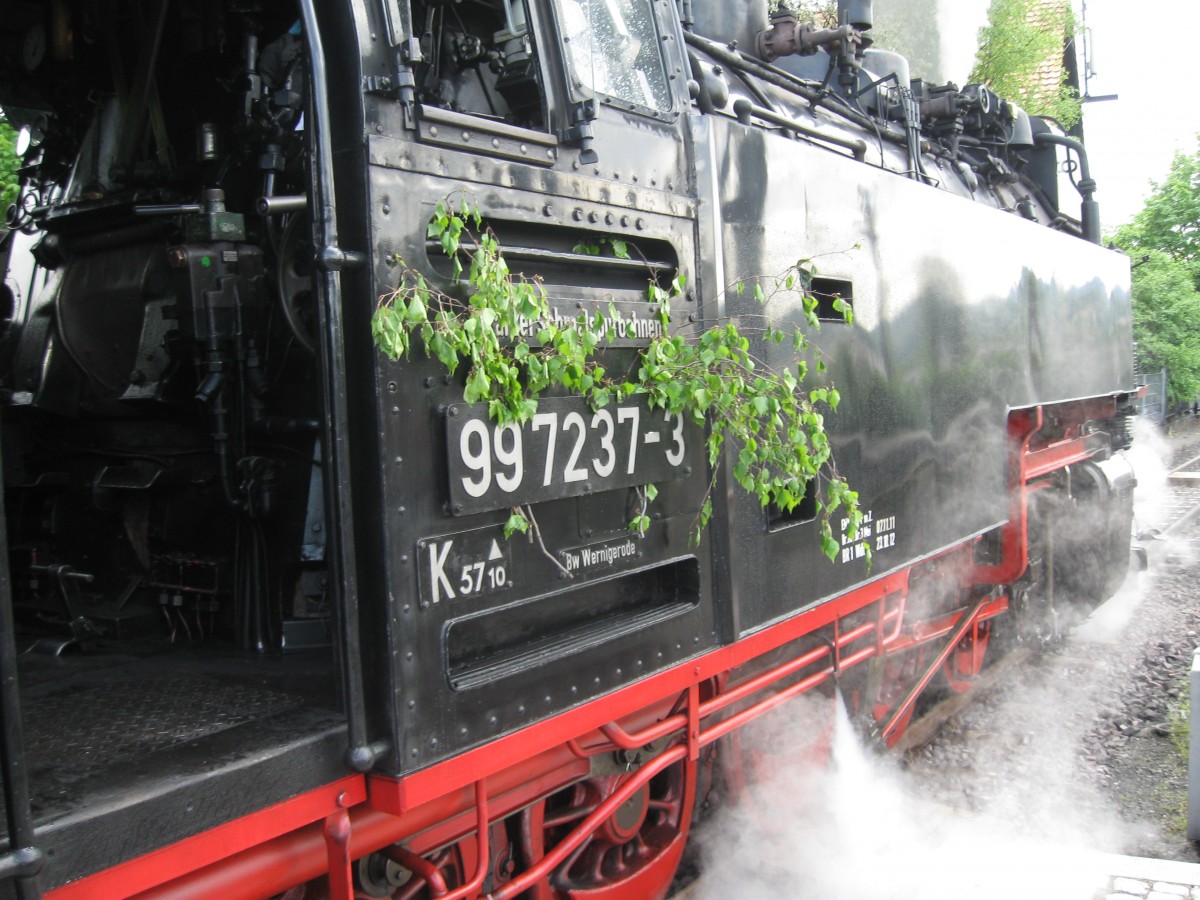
[{"left": 517, "top": 750, "right": 695, "bottom": 899}]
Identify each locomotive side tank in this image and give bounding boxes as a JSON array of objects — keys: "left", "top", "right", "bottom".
[{"left": 0, "top": 0, "right": 1133, "bottom": 897}]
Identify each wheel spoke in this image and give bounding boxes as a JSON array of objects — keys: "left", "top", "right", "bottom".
[{"left": 543, "top": 803, "right": 597, "bottom": 828}]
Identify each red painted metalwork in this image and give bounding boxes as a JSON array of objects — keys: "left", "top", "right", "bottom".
[
  {"left": 492, "top": 600, "right": 913, "bottom": 895},
  {"left": 1024, "top": 436, "right": 1098, "bottom": 481},
  {"left": 45, "top": 776, "right": 366, "bottom": 900},
  {"left": 494, "top": 591, "right": 911, "bottom": 900},
  {"left": 943, "top": 618, "right": 992, "bottom": 693},
  {"left": 93, "top": 574, "right": 899, "bottom": 899},
  {"left": 323, "top": 806, "right": 354, "bottom": 900},
  {"left": 721, "top": 691, "right": 836, "bottom": 818},
  {"left": 117, "top": 757, "right": 580, "bottom": 900},
  {"left": 885, "top": 594, "right": 1009, "bottom": 654},
  {"left": 491, "top": 747, "right": 688, "bottom": 900},
  {"left": 435, "top": 782, "right": 490, "bottom": 900},
  {"left": 878, "top": 596, "right": 991, "bottom": 744},
  {"left": 971, "top": 408, "right": 1042, "bottom": 587},
  {"left": 969, "top": 401, "right": 1114, "bottom": 591},
  {"left": 871, "top": 680, "right": 916, "bottom": 746},
  {"left": 517, "top": 750, "right": 694, "bottom": 898},
  {"left": 372, "top": 570, "right": 912, "bottom": 817},
  {"left": 384, "top": 844, "right": 449, "bottom": 895}
]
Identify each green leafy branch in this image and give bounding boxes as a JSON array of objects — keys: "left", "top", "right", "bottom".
[
  {"left": 572, "top": 235, "right": 631, "bottom": 259},
  {"left": 372, "top": 193, "right": 865, "bottom": 561}
]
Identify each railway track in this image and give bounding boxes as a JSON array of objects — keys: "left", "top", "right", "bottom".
[{"left": 1161, "top": 451, "right": 1200, "bottom": 536}]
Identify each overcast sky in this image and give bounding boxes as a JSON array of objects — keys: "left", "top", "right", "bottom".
[{"left": 1077, "top": 0, "right": 1200, "bottom": 230}]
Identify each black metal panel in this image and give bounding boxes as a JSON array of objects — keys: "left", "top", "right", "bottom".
[
  {"left": 695, "top": 117, "right": 1132, "bottom": 635},
  {"left": 0, "top": 5, "right": 1138, "bottom": 892},
  {"left": 352, "top": 58, "right": 719, "bottom": 771}
]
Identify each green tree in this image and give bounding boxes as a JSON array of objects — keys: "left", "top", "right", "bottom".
[
  {"left": 1113, "top": 149, "right": 1200, "bottom": 285},
  {"left": 1111, "top": 142, "right": 1200, "bottom": 405},
  {"left": 783, "top": 1, "right": 837, "bottom": 27},
  {"left": 970, "top": 0, "right": 1081, "bottom": 128},
  {"left": 1122, "top": 251, "right": 1200, "bottom": 405},
  {"left": 0, "top": 118, "right": 18, "bottom": 211}
]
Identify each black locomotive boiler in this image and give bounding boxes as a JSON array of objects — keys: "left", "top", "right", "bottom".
[{"left": 0, "top": 0, "right": 1133, "bottom": 897}]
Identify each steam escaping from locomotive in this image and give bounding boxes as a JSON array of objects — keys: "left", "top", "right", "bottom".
[
  {"left": 694, "top": 690, "right": 1122, "bottom": 900},
  {"left": 1077, "top": 418, "right": 1169, "bottom": 643}
]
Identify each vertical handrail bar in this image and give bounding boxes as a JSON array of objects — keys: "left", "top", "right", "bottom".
[
  {"left": 297, "top": 0, "right": 388, "bottom": 773},
  {"left": 0, "top": 445, "right": 44, "bottom": 898}
]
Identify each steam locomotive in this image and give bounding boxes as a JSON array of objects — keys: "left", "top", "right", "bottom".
[{"left": 0, "top": 0, "right": 1133, "bottom": 897}]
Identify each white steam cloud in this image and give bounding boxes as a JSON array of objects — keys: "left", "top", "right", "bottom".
[
  {"left": 693, "top": 692, "right": 1117, "bottom": 900},
  {"left": 1079, "top": 417, "right": 1184, "bottom": 642}
]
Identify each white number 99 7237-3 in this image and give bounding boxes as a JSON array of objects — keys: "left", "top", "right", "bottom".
[{"left": 445, "top": 398, "right": 693, "bottom": 515}]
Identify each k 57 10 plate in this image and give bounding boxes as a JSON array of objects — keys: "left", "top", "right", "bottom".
[{"left": 445, "top": 397, "right": 696, "bottom": 515}]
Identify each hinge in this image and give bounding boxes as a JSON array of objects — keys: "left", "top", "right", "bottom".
[{"left": 362, "top": 75, "right": 393, "bottom": 94}]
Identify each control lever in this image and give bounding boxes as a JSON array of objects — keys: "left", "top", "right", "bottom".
[{"left": 28, "top": 564, "right": 101, "bottom": 654}]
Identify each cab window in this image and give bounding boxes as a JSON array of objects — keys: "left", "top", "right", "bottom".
[
  {"left": 409, "top": 0, "right": 547, "bottom": 130},
  {"left": 553, "top": 0, "right": 673, "bottom": 114}
]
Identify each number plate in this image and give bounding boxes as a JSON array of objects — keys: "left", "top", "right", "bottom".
[
  {"left": 417, "top": 528, "right": 512, "bottom": 607},
  {"left": 446, "top": 397, "right": 695, "bottom": 515}
]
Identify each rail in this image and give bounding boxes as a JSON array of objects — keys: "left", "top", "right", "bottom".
[{"left": 1165, "top": 451, "right": 1200, "bottom": 536}]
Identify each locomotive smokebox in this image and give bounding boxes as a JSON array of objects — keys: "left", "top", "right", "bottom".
[
  {"left": 839, "top": 0, "right": 873, "bottom": 30},
  {"left": 690, "top": 0, "right": 769, "bottom": 56}
]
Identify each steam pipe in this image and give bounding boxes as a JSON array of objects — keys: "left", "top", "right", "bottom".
[
  {"left": 1033, "top": 132, "right": 1101, "bottom": 243},
  {"left": 757, "top": 19, "right": 856, "bottom": 63},
  {"left": 733, "top": 97, "right": 867, "bottom": 160},
  {"left": 683, "top": 31, "right": 907, "bottom": 149},
  {"left": 382, "top": 846, "right": 448, "bottom": 894},
  {"left": 679, "top": 0, "right": 694, "bottom": 30},
  {"left": 196, "top": 287, "right": 242, "bottom": 513}
]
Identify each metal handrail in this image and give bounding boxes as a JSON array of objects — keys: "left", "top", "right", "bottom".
[{"left": 0, "top": 445, "right": 43, "bottom": 898}]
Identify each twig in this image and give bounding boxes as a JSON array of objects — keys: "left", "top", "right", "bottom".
[
  {"left": 521, "top": 504, "right": 572, "bottom": 579},
  {"left": 634, "top": 486, "right": 649, "bottom": 538}
]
